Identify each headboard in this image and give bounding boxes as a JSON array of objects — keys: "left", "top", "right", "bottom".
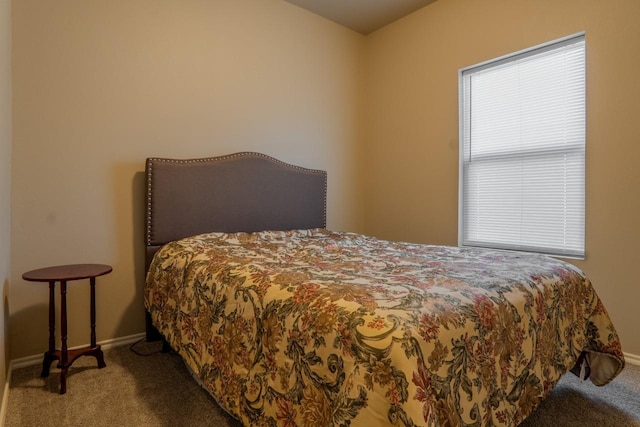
[{"left": 144, "top": 152, "right": 327, "bottom": 271}]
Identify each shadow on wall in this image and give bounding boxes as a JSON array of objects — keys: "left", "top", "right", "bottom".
[
  {"left": 112, "top": 165, "right": 147, "bottom": 340},
  {"left": 8, "top": 302, "right": 49, "bottom": 361}
]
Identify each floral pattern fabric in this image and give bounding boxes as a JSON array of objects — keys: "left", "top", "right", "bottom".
[{"left": 145, "top": 229, "right": 624, "bottom": 427}]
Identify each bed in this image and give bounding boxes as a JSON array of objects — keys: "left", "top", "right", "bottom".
[{"left": 144, "top": 152, "right": 625, "bottom": 427}]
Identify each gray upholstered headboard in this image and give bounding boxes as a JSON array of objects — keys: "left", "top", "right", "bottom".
[{"left": 144, "top": 152, "right": 327, "bottom": 270}]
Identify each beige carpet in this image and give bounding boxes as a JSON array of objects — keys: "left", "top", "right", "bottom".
[
  {"left": 5, "top": 341, "right": 640, "bottom": 426},
  {"left": 5, "top": 341, "right": 240, "bottom": 427}
]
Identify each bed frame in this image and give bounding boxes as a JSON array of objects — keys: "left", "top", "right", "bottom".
[{"left": 144, "top": 152, "right": 327, "bottom": 339}]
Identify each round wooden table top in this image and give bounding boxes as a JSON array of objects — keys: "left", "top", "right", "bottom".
[{"left": 22, "top": 264, "right": 112, "bottom": 282}]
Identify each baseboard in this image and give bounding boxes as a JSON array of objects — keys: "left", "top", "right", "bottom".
[
  {"left": 0, "top": 332, "right": 145, "bottom": 426},
  {"left": 8, "top": 332, "right": 145, "bottom": 371},
  {"left": 624, "top": 352, "right": 640, "bottom": 366}
]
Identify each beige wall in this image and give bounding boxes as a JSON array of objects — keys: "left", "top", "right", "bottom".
[
  {"left": 0, "top": 0, "right": 11, "bottom": 398},
  {"left": 364, "top": 0, "right": 640, "bottom": 356},
  {"left": 9, "top": 0, "right": 640, "bottom": 363},
  {"left": 10, "top": 0, "right": 364, "bottom": 359}
]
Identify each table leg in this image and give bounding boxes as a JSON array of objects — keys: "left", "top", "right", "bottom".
[
  {"left": 40, "top": 281, "right": 57, "bottom": 378},
  {"left": 90, "top": 277, "right": 96, "bottom": 348},
  {"left": 59, "top": 280, "right": 68, "bottom": 394},
  {"left": 89, "top": 277, "right": 106, "bottom": 369}
]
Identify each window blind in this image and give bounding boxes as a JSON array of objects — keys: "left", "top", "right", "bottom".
[{"left": 459, "top": 34, "right": 586, "bottom": 258}]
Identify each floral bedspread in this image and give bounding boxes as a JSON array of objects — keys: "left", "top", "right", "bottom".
[{"left": 145, "top": 229, "right": 624, "bottom": 427}]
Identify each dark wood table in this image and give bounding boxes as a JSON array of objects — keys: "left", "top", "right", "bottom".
[{"left": 22, "top": 263, "right": 112, "bottom": 394}]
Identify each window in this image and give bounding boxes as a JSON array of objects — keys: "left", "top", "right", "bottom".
[{"left": 459, "top": 33, "right": 586, "bottom": 258}]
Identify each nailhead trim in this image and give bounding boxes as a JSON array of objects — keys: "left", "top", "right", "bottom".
[{"left": 145, "top": 152, "right": 327, "bottom": 246}]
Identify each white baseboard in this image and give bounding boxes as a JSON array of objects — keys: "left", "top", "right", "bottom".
[
  {"left": 0, "top": 332, "right": 146, "bottom": 426},
  {"left": 624, "top": 352, "right": 640, "bottom": 366},
  {"left": 9, "top": 332, "right": 146, "bottom": 371}
]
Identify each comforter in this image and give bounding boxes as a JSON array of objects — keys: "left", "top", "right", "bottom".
[{"left": 145, "top": 229, "right": 624, "bottom": 427}]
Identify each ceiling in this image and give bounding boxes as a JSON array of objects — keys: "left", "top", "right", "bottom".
[{"left": 284, "top": 0, "right": 437, "bottom": 35}]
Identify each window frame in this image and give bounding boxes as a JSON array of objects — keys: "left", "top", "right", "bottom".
[{"left": 457, "top": 32, "right": 586, "bottom": 258}]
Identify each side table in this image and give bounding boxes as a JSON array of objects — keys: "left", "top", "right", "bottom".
[{"left": 22, "top": 263, "right": 112, "bottom": 394}]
